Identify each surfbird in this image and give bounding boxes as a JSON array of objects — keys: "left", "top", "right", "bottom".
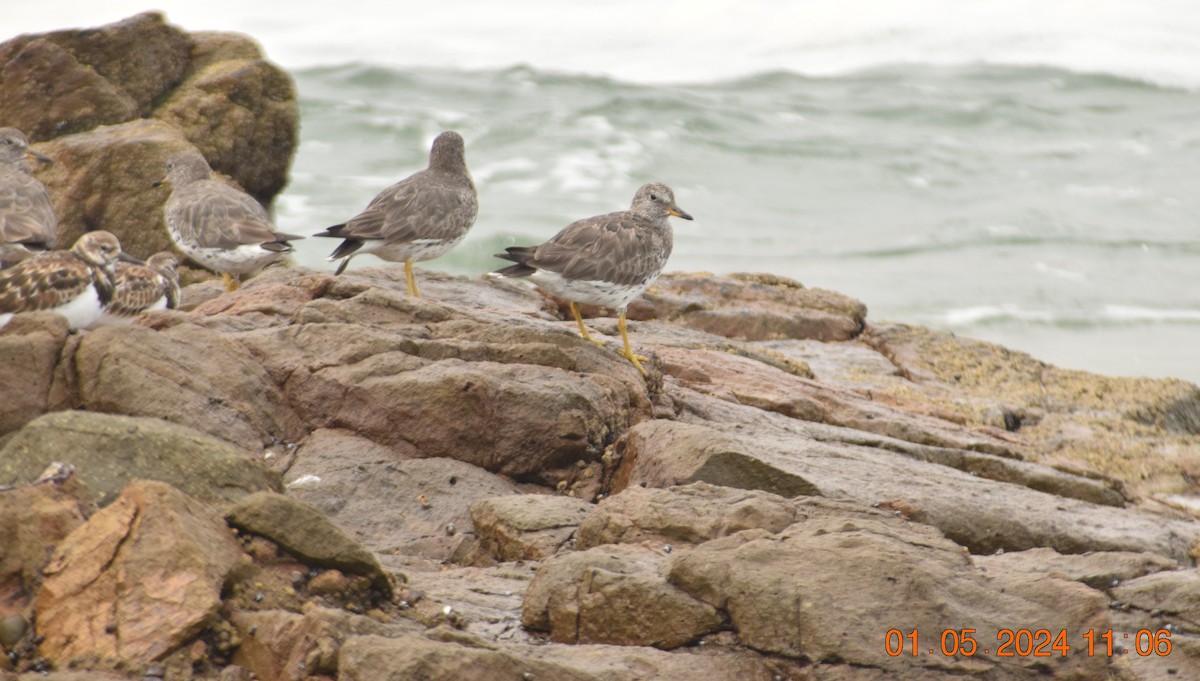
[
  {"left": 0, "top": 230, "right": 124, "bottom": 330},
  {"left": 0, "top": 128, "right": 57, "bottom": 268},
  {"left": 155, "top": 150, "right": 302, "bottom": 292},
  {"left": 492, "top": 182, "right": 692, "bottom": 375},
  {"left": 92, "top": 251, "right": 181, "bottom": 326},
  {"left": 314, "top": 131, "right": 478, "bottom": 296}
]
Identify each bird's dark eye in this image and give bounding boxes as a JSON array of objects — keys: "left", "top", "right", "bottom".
[{"left": 650, "top": 193, "right": 658, "bottom": 201}]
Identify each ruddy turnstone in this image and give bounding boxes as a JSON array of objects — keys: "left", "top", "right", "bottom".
[
  {"left": 0, "top": 231, "right": 123, "bottom": 329},
  {"left": 155, "top": 150, "right": 302, "bottom": 292},
  {"left": 314, "top": 131, "right": 478, "bottom": 296},
  {"left": 0, "top": 128, "right": 56, "bottom": 268},
  {"left": 91, "top": 251, "right": 181, "bottom": 326},
  {"left": 492, "top": 182, "right": 692, "bottom": 375}
]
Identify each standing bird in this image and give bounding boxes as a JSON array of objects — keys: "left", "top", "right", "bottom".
[
  {"left": 314, "top": 131, "right": 478, "bottom": 297},
  {"left": 91, "top": 251, "right": 181, "bottom": 326},
  {"left": 0, "top": 127, "right": 57, "bottom": 268},
  {"left": 492, "top": 182, "right": 692, "bottom": 375},
  {"left": 155, "top": 150, "right": 302, "bottom": 292},
  {"left": 0, "top": 231, "right": 124, "bottom": 330}
]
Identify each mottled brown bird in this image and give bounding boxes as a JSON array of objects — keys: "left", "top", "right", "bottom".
[
  {"left": 492, "top": 182, "right": 692, "bottom": 375},
  {"left": 315, "top": 131, "right": 478, "bottom": 296},
  {"left": 0, "top": 127, "right": 56, "bottom": 268},
  {"left": 156, "top": 150, "right": 302, "bottom": 292},
  {"left": 92, "top": 251, "right": 181, "bottom": 326},
  {"left": 0, "top": 231, "right": 124, "bottom": 329}
]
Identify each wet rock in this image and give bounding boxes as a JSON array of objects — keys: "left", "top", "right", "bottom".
[
  {"left": 0, "top": 314, "right": 75, "bottom": 437},
  {"left": 35, "top": 480, "right": 246, "bottom": 665},
  {"left": 225, "top": 492, "right": 389, "bottom": 593},
  {"left": 577, "top": 483, "right": 797, "bottom": 549},
  {"left": 0, "top": 410, "right": 280, "bottom": 507},
  {"left": 631, "top": 272, "right": 867, "bottom": 342},
  {"left": 470, "top": 494, "right": 593, "bottom": 561},
  {"left": 284, "top": 429, "right": 517, "bottom": 565},
  {"left": 611, "top": 414, "right": 1200, "bottom": 561},
  {"left": 668, "top": 501, "right": 1110, "bottom": 678},
  {"left": 522, "top": 544, "right": 724, "bottom": 648}
]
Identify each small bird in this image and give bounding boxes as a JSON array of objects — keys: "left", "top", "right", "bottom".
[
  {"left": 314, "top": 131, "right": 478, "bottom": 297},
  {"left": 492, "top": 182, "right": 692, "bottom": 375},
  {"left": 0, "top": 231, "right": 124, "bottom": 330},
  {"left": 91, "top": 251, "right": 181, "bottom": 326},
  {"left": 0, "top": 127, "right": 57, "bottom": 268},
  {"left": 155, "top": 150, "right": 302, "bottom": 292}
]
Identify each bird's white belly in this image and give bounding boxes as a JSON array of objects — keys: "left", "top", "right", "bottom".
[
  {"left": 186, "top": 244, "right": 286, "bottom": 275},
  {"left": 361, "top": 236, "right": 463, "bottom": 264},
  {"left": 529, "top": 270, "right": 654, "bottom": 310},
  {"left": 55, "top": 285, "right": 104, "bottom": 329}
]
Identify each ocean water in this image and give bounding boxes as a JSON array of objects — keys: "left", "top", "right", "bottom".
[{"left": 8, "top": 1, "right": 1200, "bottom": 383}]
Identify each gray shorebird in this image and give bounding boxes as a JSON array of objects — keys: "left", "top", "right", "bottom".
[
  {"left": 492, "top": 182, "right": 692, "bottom": 375},
  {"left": 0, "top": 128, "right": 57, "bottom": 268},
  {"left": 91, "top": 251, "right": 181, "bottom": 326},
  {"left": 155, "top": 150, "right": 302, "bottom": 292},
  {"left": 314, "top": 131, "right": 478, "bottom": 297},
  {"left": 0, "top": 231, "right": 124, "bottom": 330}
]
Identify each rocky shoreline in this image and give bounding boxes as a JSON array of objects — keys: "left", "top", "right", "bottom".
[
  {"left": 0, "top": 265, "right": 1197, "bottom": 680},
  {"left": 2, "top": 12, "right": 1200, "bottom": 681}
]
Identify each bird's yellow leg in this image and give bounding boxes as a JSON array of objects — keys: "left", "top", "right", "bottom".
[
  {"left": 571, "top": 301, "right": 607, "bottom": 347},
  {"left": 222, "top": 272, "right": 239, "bottom": 292},
  {"left": 405, "top": 259, "right": 420, "bottom": 297},
  {"left": 616, "top": 312, "right": 649, "bottom": 375}
]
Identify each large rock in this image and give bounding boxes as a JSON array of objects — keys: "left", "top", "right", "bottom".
[
  {"left": 668, "top": 502, "right": 1111, "bottom": 678},
  {"left": 974, "top": 547, "right": 1179, "bottom": 590},
  {"left": 610, "top": 413, "right": 1200, "bottom": 562},
  {"left": 35, "top": 480, "right": 246, "bottom": 666},
  {"left": 631, "top": 272, "right": 867, "bottom": 342},
  {"left": 74, "top": 323, "right": 306, "bottom": 450},
  {"left": 659, "top": 345, "right": 1026, "bottom": 455},
  {"left": 0, "top": 12, "right": 189, "bottom": 134},
  {"left": 225, "top": 492, "right": 389, "bottom": 592},
  {"left": 285, "top": 429, "right": 517, "bottom": 565},
  {"left": 470, "top": 494, "right": 593, "bottom": 562},
  {"left": 576, "top": 483, "right": 797, "bottom": 549},
  {"left": 0, "top": 314, "right": 76, "bottom": 437},
  {"left": 864, "top": 323, "right": 1200, "bottom": 496},
  {"left": 0, "top": 11, "right": 298, "bottom": 267},
  {"left": 230, "top": 607, "right": 421, "bottom": 681},
  {"left": 154, "top": 31, "right": 298, "bottom": 202},
  {"left": 522, "top": 544, "right": 724, "bottom": 648},
  {"left": 338, "top": 631, "right": 787, "bottom": 681},
  {"left": 1111, "top": 569, "right": 1200, "bottom": 634},
  {"left": 230, "top": 281, "right": 650, "bottom": 481},
  {"left": 0, "top": 474, "right": 92, "bottom": 625},
  {"left": 0, "top": 410, "right": 281, "bottom": 506},
  {"left": 34, "top": 119, "right": 194, "bottom": 259}
]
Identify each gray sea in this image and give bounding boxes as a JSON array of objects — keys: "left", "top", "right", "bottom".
[{"left": 10, "top": 1, "right": 1200, "bottom": 383}]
